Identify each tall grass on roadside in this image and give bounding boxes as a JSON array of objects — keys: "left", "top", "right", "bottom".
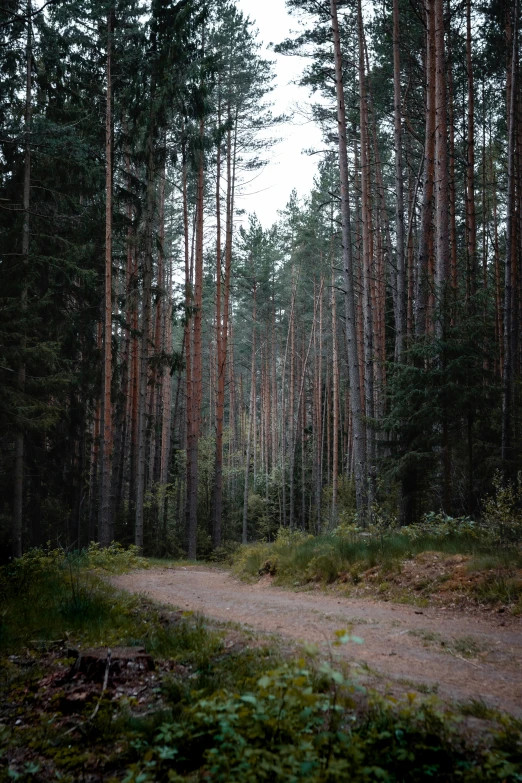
[
  {"left": 0, "top": 548, "right": 278, "bottom": 694},
  {"left": 233, "top": 528, "right": 522, "bottom": 597},
  {"left": 0, "top": 547, "right": 207, "bottom": 661}
]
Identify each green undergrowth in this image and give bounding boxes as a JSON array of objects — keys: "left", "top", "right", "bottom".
[
  {"left": 123, "top": 680, "right": 522, "bottom": 783},
  {"left": 233, "top": 528, "right": 522, "bottom": 610},
  {"left": 0, "top": 549, "right": 246, "bottom": 668},
  {"left": 1, "top": 549, "right": 522, "bottom": 782}
]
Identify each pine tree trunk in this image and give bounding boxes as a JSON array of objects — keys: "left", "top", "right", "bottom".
[
  {"left": 281, "top": 273, "right": 299, "bottom": 526},
  {"left": 182, "top": 137, "right": 194, "bottom": 550},
  {"left": 289, "top": 290, "right": 295, "bottom": 527},
  {"left": 331, "top": 267, "right": 339, "bottom": 522},
  {"left": 433, "top": 0, "right": 450, "bottom": 325},
  {"left": 502, "top": 0, "right": 519, "bottom": 470},
  {"left": 415, "top": 0, "right": 436, "bottom": 338},
  {"left": 128, "top": 244, "right": 139, "bottom": 525},
  {"left": 13, "top": 0, "right": 32, "bottom": 558},
  {"left": 330, "top": 0, "right": 367, "bottom": 514},
  {"left": 211, "top": 111, "right": 236, "bottom": 546},
  {"left": 392, "top": 0, "right": 406, "bottom": 361},
  {"left": 446, "top": 2, "right": 458, "bottom": 297},
  {"left": 187, "top": 118, "right": 205, "bottom": 559},
  {"left": 357, "top": 0, "right": 375, "bottom": 505},
  {"left": 271, "top": 305, "right": 278, "bottom": 471},
  {"left": 99, "top": 10, "right": 113, "bottom": 547},
  {"left": 211, "top": 93, "right": 223, "bottom": 547},
  {"left": 135, "top": 133, "right": 155, "bottom": 550},
  {"left": 159, "top": 254, "right": 173, "bottom": 527},
  {"left": 242, "top": 285, "right": 256, "bottom": 543},
  {"left": 362, "top": 43, "right": 387, "bottom": 410},
  {"left": 465, "top": 0, "right": 477, "bottom": 302}
]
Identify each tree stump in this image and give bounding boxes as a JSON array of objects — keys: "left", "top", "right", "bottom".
[{"left": 72, "top": 646, "right": 155, "bottom": 681}]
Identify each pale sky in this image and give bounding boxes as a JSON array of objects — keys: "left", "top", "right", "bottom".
[{"left": 235, "top": 0, "right": 324, "bottom": 227}]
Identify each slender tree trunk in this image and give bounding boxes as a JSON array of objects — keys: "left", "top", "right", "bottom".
[
  {"left": 182, "top": 136, "right": 194, "bottom": 549},
  {"left": 289, "top": 290, "right": 295, "bottom": 527},
  {"left": 242, "top": 285, "right": 256, "bottom": 543},
  {"left": 415, "top": 0, "right": 436, "bottom": 337},
  {"left": 357, "top": 0, "right": 375, "bottom": 505},
  {"left": 392, "top": 0, "right": 406, "bottom": 361},
  {"left": 89, "top": 325, "right": 102, "bottom": 541},
  {"left": 187, "top": 116, "right": 205, "bottom": 559},
  {"left": 446, "top": 0, "right": 458, "bottom": 297},
  {"left": 211, "top": 110, "right": 236, "bottom": 546},
  {"left": 148, "top": 158, "right": 166, "bottom": 499},
  {"left": 280, "top": 270, "right": 299, "bottom": 526},
  {"left": 465, "top": 0, "right": 477, "bottom": 302},
  {"left": 433, "top": 0, "right": 450, "bottom": 325},
  {"left": 330, "top": 0, "right": 367, "bottom": 513},
  {"left": 502, "top": 0, "right": 519, "bottom": 469},
  {"left": 271, "top": 304, "right": 278, "bottom": 471},
  {"left": 128, "top": 243, "right": 139, "bottom": 524},
  {"left": 211, "top": 93, "right": 224, "bottom": 546},
  {"left": 13, "top": 0, "right": 32, "bottom": 558},
  {"left": 135, "top": 132, "right": 155, "bottom": 550},
  {"left": 316, "top": 278, "right": 324, "bottom": 535},
  {"left": 331, "top": 267, "right": 339, "bottom": 521},
  {"left": 363, "top": 46, "right": 386, "bottom": 408},
  {"left": 160, "top": 257, "right": 173, "bottom": 486},
  {"left": 99, "top": 10, "right": 113, "bottom": 547},
  {"left": 290, "top": 290, "right": 320, "bottom": 526}
]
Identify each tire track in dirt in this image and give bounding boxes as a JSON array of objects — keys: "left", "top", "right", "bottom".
[{"left": 112, "top": 566, "right": 522, "bottom": 715}]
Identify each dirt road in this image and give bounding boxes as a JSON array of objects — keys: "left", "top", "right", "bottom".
[{"left": 112, "top": 566, "right": 522, "bottom": 715}]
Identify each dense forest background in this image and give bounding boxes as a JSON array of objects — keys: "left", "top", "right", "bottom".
[{"left": 1, "top": 0, "right": 521, "bottom": 560}]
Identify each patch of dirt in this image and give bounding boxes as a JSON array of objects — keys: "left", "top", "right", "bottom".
[
  {"left": 112, "top": 566, "right": 522, "bottom": 716},
  {"left": 0, "top": 643, "right": 173, "bottom": 783},
  {"left": 345, "top": 551, "right": 522, "bottom": 610}
]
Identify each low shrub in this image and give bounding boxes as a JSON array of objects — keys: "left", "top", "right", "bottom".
[
  {"left": 85, "top": 541, "right": 149, "bottom": 572},
  {"left": 482, "top": 472, "right": 522, "bottom": 546},
  {"left": 123, "top": 661, "right": 522, "bottom": 782}
]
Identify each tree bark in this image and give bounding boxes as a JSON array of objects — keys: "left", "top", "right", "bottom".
[
  {"left": 433, "top": 0, "right": 450, "bottom": 327},
  {"left": 242, "top": 284, "right": 256, "bottom": 543},
  {"left": 135, "top": 133, "right": 155, "bottom": 550},
  {"left": 392, "top": 0, "right": 406, "bottom": 361},
  {"left": 502, "top": 0, "right": 519, "bottom": 469},
  {"left": 331, "top": 267, "right": 339, "bottom": 522},
  {"left": 465, "top": 0, "right": 477, "bottom": 302},
  {"left": 211, "top": 107, "right": 236, "bottom": 546},
  {"left": 330, "top": 0, "right": 367, "bottom": 513},
  {"left": 357, "top": 0, "right": 375, "bottom": 506},
  {"left": 99, "top": 9, "right": 113, "bottom": 547},
  {"left": 187, "top": 116, "right": 205, "bottom": 559},
  {"left": 415, "top": 0, "right": 436, "bottom": 338},
  {"left": 12, "top": 0, "right": 32, "bottom": 558}
]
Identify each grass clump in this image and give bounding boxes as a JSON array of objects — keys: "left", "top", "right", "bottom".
[
  {"left": 233, "top": 523, "right": 522, "bottom": 608},
  {"left": 84, "top": 541, "right": 150, "bottom": 572},
  {"left": 0, "top": 548, "right": 246, "bottom": 669},
  {"left": 0, "top": 547, "right": 151, "bottom": 654}
]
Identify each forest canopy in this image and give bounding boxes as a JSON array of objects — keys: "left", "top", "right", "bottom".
[{"left": 1, "top": 0, "right": 522, "bottom": 559}]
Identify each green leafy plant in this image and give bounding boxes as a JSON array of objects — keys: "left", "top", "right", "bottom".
[
  {"left": 123, "top": 655, "right": 522, "bottom": 783},
  {"left": 85, "top": 542, "right": 150, "bottom": 573},
  {"left": 482, "top": 472, "right": 522, "bottom": 545}
]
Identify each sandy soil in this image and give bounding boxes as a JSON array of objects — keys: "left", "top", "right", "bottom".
[{"left": 111, "top": 566, "right": 522, "bottom": 715}]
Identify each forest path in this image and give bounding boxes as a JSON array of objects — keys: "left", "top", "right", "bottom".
[{"left": 112, "top": 566, "right": 522, "bottom": 715}]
